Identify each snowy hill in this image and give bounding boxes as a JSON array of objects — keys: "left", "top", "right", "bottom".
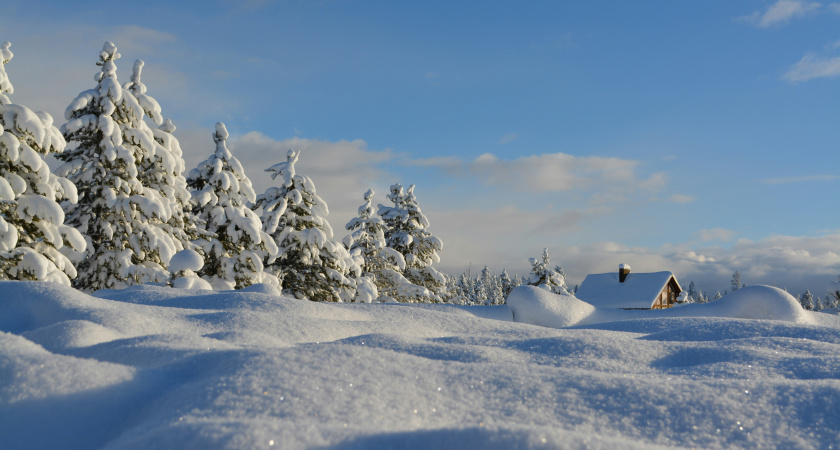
[{"left": 2, "top": 282, "right": 839, "bottom": 449}]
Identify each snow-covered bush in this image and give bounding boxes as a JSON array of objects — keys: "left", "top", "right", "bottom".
[
  {"left": 255, "top": 149, "right": 359, "bottom": 302},
  {"left": 56, "top": 42, "right": 178, "bottom": 291},
  {"left": 169, "top": 248, "right": 212, "bottom": 289},
  {"left": 187, "top": 122, "right": 278, "bottom": 290},
  {"left": 0, "top": 41, "right": 85, "bottom": 285},
  {"left": 527, "top": 248, "right": 569, "bottom": 295},
  {"left": 377, "top": 183, "right": 447, "bottom": 302}
]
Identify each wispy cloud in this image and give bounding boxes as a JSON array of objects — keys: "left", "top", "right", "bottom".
[
  {"left": 761, "top": 174, "right": 840, "bottom": 183},
  {"left": 783, "top": 52, "right": 840, "bottom": 81},
  {"left": 498, "top": 133, "right": 519, "bottom": 145},
  {"left": 411, "top": 152, "right": 664, "bottom": 194},
  {"left": 668, "top": 194, "right": 696, "bottom": 204},
  {"left": 740, "top": 0, "right": 822, "bottom": 27}
]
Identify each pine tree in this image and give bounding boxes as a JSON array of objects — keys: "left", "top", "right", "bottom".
[
  {"left": 0, "top": 42, "right": 85, "bottom": 285},
  {"left": 187, "top": 122, "right": 278, "bottom": 290},
  {"left": 123, "top": 60, "right": 199, "bottom": 253},
  {"left": 731, "top": 271, "right": 742, "bottom": 292},
  {"left": 255, "top": 149, "right": 359, "bottom": 301},
  {"left": 687, "top": 281, "right": 699, "bottom": 302},
  {"left": 500, "top": 269, "right": 514, "bottom": 299},
  {"left": 344, "top": 189, "right": 425, "bottom": 302},
  {"left": 799, "top": 290, "right": 814, "bottom": 311},
  {"left": 56, "top": 42, "right": 178, "bottom": 291},
  {"left": 713, "top": 291, "right": 722, "bottom": 301},
  {"left": 378, "top": 183, "right": 446, "bottom": 302},
  {"left": 526, "top": 248, "right": 569, "bottom": 295}
]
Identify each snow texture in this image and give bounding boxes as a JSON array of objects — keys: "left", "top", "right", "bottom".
[{"left": 1, "top": 281, "right": 839, "bottom": 449}]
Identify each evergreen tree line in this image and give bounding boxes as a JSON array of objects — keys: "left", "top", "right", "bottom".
[
  {"left": 0, "top": 41, "right": 455, "bottom": 303},
  {"left": 447, "top": 248, "right": 571, "bottom": 305}
]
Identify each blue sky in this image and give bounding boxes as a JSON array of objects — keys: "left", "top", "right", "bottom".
[{"left": 2, "top": 0, "right": 839, "bottom": 294}]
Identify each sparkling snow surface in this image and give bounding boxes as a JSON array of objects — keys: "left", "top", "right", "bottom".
[{"left": 1, "top": 282, "right": 839, "bottom": 449}]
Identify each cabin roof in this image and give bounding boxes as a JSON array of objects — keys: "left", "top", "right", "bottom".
[{"left": 575, "top": 271, "right": 680, "bottom": 309}]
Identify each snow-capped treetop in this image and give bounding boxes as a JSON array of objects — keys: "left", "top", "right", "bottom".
[
  {"left": 265, "top": 148, "right": 299, "bottom": 189},
  {"left": 123, "top": 60, "right": 163, "bottom": 125},
  {"left": 189, "top": 122, "right": 257, "bottom": 205}
]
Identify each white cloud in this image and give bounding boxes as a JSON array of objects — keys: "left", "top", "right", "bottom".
[
  {"left": 414, "top": 152, "right": 663, "bottom": 195},
  {"left": 741, "top": 0, "right": 822, "bottom": 27},
  {"left": 783, "top": 52, "right": 840, "bottom": 81}
]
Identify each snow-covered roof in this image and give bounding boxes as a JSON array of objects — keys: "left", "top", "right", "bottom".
[{"left": 575, "top": 271, "right": 680, "bottom": 309}]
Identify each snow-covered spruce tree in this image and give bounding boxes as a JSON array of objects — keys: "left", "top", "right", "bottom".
[
  {"left": 187, "top": 122, "right": 278, "bottom": 290},
  {"left": 123, "top": 60, "right": 201, "bottom": 254},
  {"left": 344, "top": 189, "right": 427, "bottom": 302},
  {"left": 527, "top": 248, "right": 569, "bottom": 295},
  {"left": 798, "top": 290, "right": 813, "bottom": 311},
  {"left": 56, "top": 42, "right": 182, "bottom": 291},
  {"left": 0, "top": 42, "right": 85, "bottom": 285},
  {"left": 731, "top": 271, "right": 742, "bottom": 292},
  {"left": 254, "top": 148, "right": 359, "bottom": 301},
  {"left": 377, "top": 183, "right": 446, "bottom": 302}
]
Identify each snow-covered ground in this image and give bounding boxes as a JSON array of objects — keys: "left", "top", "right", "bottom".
[{"left": 2, "top": 282, "right": 839, "bottom": 449}]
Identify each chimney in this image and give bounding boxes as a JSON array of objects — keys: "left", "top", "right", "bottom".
[{"left": 619, "top": 264, "right": 631, "bottom": 283}]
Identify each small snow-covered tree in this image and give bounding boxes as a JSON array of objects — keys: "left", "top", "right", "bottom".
[
  {"left": 188, "top": 122, "right": 278, "bottom": 290},
  {"left": 713, "top": 291, "right": 722, "bottom": 301},
  {"left": 344, "top": 188, "right": 426, "bottom": 302},
  {"left": 799, "top": 290, "right": 814, "bottom": 311},
  {"left": 731, "top": 271, "right": 742, "bottom": 292},
  {"left": 378, "top": 183, "right": 446, "bottom": 302},
  {"left": 255, "top": 148, "right": 359, "bottom": 301},
  {"left": 500, "top": 269, "right": 515, "bottom": 299},
  {"left": 686, "top": 281, "right": 699, "bottom": 302},
  {"left": 0, "top": 42, "right": 85, "bottom": 285},
  {"left": 527, "top": 248, "right": 569, "bottom": 295},
  {"left": 56, "top": 42, "right": 180, "bottom": 291}
]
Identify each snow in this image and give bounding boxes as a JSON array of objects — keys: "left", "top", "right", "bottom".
[{"left": 2, "top": 281, "right": 839, "bottom": 449}]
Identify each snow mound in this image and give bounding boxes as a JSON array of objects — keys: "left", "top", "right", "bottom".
[
  {"left": 506, "top": 286, "right": 597, "bottom": 328},
  {"left": 508, "top": 285, "right": 820, "bottom": 329},
  {"left": 168, "top": 249, "right": 203, "bottom": 273}
]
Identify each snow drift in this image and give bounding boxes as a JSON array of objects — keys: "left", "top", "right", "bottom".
[{"left": 2, "top": 281, "right": 840, "bottom": 449}]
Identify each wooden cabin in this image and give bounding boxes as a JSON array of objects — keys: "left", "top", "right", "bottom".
[{"left": 575, "top": 264, "right": 682, "bottom": 310}]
